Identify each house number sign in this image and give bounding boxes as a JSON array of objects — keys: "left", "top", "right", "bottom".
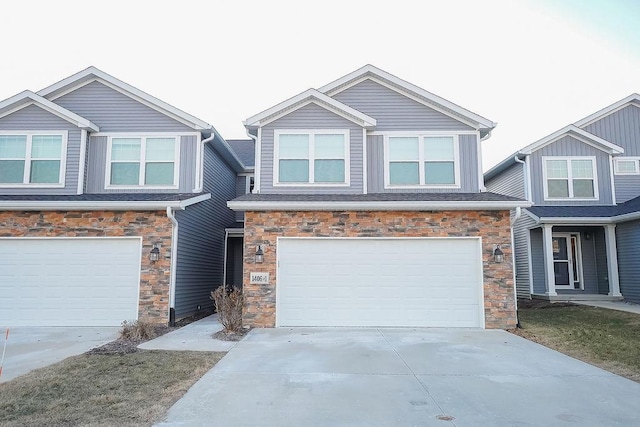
[{"left": 250, "top": 272, "right": 270, "bottom": 284}]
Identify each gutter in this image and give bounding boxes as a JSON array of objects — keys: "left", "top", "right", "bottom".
[
  {"left": 227, "top": 200, "right": 532, "bottom": 212},
  {"left": 246, "top": 129, "right": 259, "bottom": 193}
]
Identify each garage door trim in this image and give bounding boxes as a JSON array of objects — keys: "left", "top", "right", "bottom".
[{"left": 275, "top": 236, "right": 485, "bottom": 328}]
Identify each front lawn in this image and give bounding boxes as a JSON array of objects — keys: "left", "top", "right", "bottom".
[
  {"left": 0, "top": 350, "right": 224, "bottom": 426},
  {"left": 513, "top": 302, "right": 640, "bottom": 382}
]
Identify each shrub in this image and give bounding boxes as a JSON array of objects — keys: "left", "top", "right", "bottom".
[
  {"left": 120, "top": 319, "right": 157, "bottom": 341},
  {"left": 210, "top": 285, "right": 244, "bottom": 333}
]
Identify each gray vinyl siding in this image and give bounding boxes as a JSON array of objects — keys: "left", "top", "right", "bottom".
[
  {"left": 173, "top": 141, "right": 237, "bottom": 319},
  {"left": 513, "top": 214, "right": 535, "bottom": 298},
  {"left": 259, "top": 103, "right": 363, "bottom": 194},
  {"left": 235, "top": 175, "right": 247, "bottom": 222},
  {"left": 485, "top": 163, "right": 525, "bottom": 199},
  {"left": 616, "top": 219, "right": 640, "bottom": 303},
  {"left": 530, "top": 227, "right": 545, "bottom": 294},
  {"left": 529, "top": 136, "right": 614, "bottom": 205},
  {"left": 613, "top": 176, "right": 640, "bottom": 203},
  {"left": 366, "top": 134, "right": 480, "bottom": 193},
  {"left": 582, "top": 105, "right": 640, "bottom": 203},
  {"left": 53, "top": 81, "right": 194, "bottom": 132},
  {"left": 593, "top": 228, "right": 609, "bottom": 295},
  {"left": 0, "top": 104, "right": 81, "bottom": 195},
  {"left": 583, "top": 105, "right": 640, "bottom": 155},
  {"left": 331, "top": 79, "right": 475, "bottom": 132},
  {"left": 85, "top": 134, "right": 198, "bottom": 193}
]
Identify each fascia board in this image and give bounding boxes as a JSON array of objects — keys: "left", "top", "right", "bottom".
[
  {"left": 227, "top": 200, "right": 531, "bottom": 212},
  {"left": 520, "top": 125, "right": 624, "bottom": 155},
  {"left": 0, "top": 194, "right": 211, "bottom": 211},
  {"left": 574, "top": 94, "right": 640, "bottom": 128}
]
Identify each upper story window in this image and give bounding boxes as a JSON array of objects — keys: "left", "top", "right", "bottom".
[
  {"left": 543, "top": 157, "right": 598, "bottom": 200},
  {"left": 274, "top": 130, "right": 349, "bottom": 185},
  {"left": 0, "top": 132, "right": 66, "bottom": 186},
  {"left": 385, "top": 135, "right": 459, "bottom": 187},
  {"left": 106, "top": 136, "right": 179, "bottom": 188},
  {"left": 613, "top": 157, "right": 640, "bottom": 175}
]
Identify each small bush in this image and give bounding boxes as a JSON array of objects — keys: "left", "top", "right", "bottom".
[
  {"left": 120, "top": 319, "right": 157, "bottom": 341},
  {"left": 210, "top": 285, "right": 244, "bottom": 333}
]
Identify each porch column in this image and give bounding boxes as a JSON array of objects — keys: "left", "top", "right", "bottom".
[
  {"left": 542, "top": 224, "right": 557, "bottom": 296},
  {"left": 604, "top": 224, "right": 622, "bottom": 296}
]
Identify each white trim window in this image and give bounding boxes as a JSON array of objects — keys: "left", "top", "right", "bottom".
[
  {"left": 0, "top": 132, "right": 67, "bottom": 187},
  {"left": 613, "top": 157, "right": 640, "bottom": 175},
  {"left": 543, "top": 156, "right": 598, "bottom": 200},
  {"left": 384, "top": 134, "right": 459, "bottom": 187},
  {"left": 106, "top": 135, "right": 179, "bottom": 188},
  {"left": 274, "top": 130, "right": 349, "bottom": 185}
]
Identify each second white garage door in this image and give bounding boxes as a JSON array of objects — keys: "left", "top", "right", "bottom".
[
  {"left": 0, "top": 238, "right": 141, "bottom": 327},
  {"left": 277, "top": 238, "right": 484, "bottom": 328}
]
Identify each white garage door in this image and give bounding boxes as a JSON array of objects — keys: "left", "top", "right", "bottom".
[
  {"left": 277, "top": 238, "right": 483, "bottom": 328},
  {"left": 0, "top": 238, "right": 141, "bottom": 327}
]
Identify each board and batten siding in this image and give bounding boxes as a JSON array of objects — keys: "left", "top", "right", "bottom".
[
  {"left": 485, "top": 163, "right": 526, "bottom": 199},
  {"left": 173, "top": 142, "right": 237, "bottom": 319},
  {"left": 53, "top": 81, "right": 194, "bottom": 133},
  {"left": 616, "top": 219, "right": 640, "bottom": 303},
  {"left": 331, "top": 79, "right": 475, "bottom": 132},
  {"left": 85, "top": 135, "right": 198, "bottom": 193},
  {"left": 582, "top": 105, "right": 640, "bottom": 203},
  {"left": 513, "top": 214, "right": 535, "bottom": 298},
  {"left": 366, "top": 134, "right": 480, "bottom": 193},
  {"left": 0, "top": 104, "right": 81, "bottom": 195},
  {"left": 528, "top": 136, "right": 614, "bottom": 205},
  {"left": 259, "top": 103, "right": 364, "bottom": 194}
]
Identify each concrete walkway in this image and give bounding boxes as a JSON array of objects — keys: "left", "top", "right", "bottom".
[
  {"left": 156, "top": 328, "right": 640, "bottom": 426},
  {"left": 573, "top": 300, "right": 640, "bottom": 314},
  {"left": 139, "top": 314, "right": 237, "bottom": 352}
]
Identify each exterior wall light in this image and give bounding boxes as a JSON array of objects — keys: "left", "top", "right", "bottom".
[
  {"left": 493, "top": 245, "right": 504, "bottom": 263},
  {"left": 149, "top": 244, "right": 161, "bottom": 262},
  {"left": 255, "top": 245, "right": 264, "bottom": 263}
]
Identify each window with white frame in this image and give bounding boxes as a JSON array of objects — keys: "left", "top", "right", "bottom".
[
  {"left": 613, "top": 158, "right": 640, "bottom": 175},
  {"left": 0, "top": 133, "right": 65, "bottom": 185},
  {"left": 544, "top": 157, "right": 597, "bottom": 199},
  {"left": 275, "top": 130, "right": 348, "bottom": 184},
  {"left": 386, "top": 135, "right": 458, "bottom": 186},
  {"left": 107, "top": 136, "right": 178, "bottom": 187}
]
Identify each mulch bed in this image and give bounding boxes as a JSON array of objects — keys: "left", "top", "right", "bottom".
[
  {"left": 517, "top": 298, "right": 577, "bottom": 310},
  {"left": 212, "top": 328, "right": 249, "bottom": 342}
]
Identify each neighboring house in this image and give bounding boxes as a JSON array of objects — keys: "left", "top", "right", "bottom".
[
  {"left": 228, "top": 65, "right": 529, "bottom": 329},
  {"left": 485, "top": 94, "right": 640, "bottom": 304},
  {"left": 0, "top": 67, "right": 244, "bottom": 327}
]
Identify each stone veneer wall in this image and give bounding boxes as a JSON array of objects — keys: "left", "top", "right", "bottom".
[
  {"left": 0, "top": 210, "right": 173, "bottom": 324},
  {"left": 243, "top": 210, "right": 515, "bottom": 329}
]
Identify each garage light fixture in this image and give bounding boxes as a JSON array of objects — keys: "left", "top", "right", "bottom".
[
  {"left": 149, "top": 244, "right": 161, "bottom": 262},
  {"left": 255, "top": 245, "right": 264, "bottom": 263},
  {"left": 493, "top": 245, "right": 504, "bottom": 263}
]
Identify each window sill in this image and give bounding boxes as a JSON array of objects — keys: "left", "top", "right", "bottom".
[
  {"left": 384, "top": 184, "right": 461, "bottom": 190},
  {"left": 105, "top": 185, "right": 179, "bottom": 190},
  {"left": 273, "top": 182, "right": 350, "bottom": 187},
  {"left": 0, "top": 183, "right": 65, "bottom": 188}
]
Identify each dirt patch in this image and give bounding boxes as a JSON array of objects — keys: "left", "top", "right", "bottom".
[
  {"left": 517, "top": 298, "right": 577, "bottom": 309},
  {"left": 213, "top": 328, "right": 250, "bottom": 342}
]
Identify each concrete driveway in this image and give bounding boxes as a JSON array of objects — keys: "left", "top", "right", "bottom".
[
  {"left": 158, "top": 328, "right": 640, "bottom": 426},
  {"left": 0, "top": 326, "right": 119, "bottom": 383}
]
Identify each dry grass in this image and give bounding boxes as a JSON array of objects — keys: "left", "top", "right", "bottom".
[
  {"left": 513, "top": 302, "right": 640, "bottom": 382},
  {"left": 0, "top": 350, "right": 225, "bottom": 427}
]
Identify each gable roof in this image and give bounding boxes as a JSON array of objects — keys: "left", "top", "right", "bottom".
[
  {"left": 0, "top": 90, "right": 99, "bottom": 131},
  {"left": 37, "top": 66, "right": 213, "bottom": 131},
  {"left": 244, "top": 88, "right": 377, "bottom": 130},
  {"left": 519, "top": 125, "right": 624, "bottom": 155},
  {"left": 574, "top": 93, "right": 640, "bottom": 128},
  {"left": 319, "top": 64, "right": 497, "bottom": 134}
]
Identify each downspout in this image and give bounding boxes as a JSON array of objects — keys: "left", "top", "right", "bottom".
[
  {"left": 167, "top": 206, "right": 181, "bottom": 326},
  {"left": 246, "top": 129, "right": 259, "bottom": 193},
  {"left": 194, "top": 132, "right": 217, "bottom": 193},
  {"left": 223, "top": 229, "right": 229, "bottom": 288},
  {"left": 512, "top": 154, "right": 526, "bottom": 327}
]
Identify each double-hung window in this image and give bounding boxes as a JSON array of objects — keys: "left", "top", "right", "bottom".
[
  {"left": 0, "top": 133, "right": 65, "bottom": 186},
  {"left": 275, "top": 130, "right": 348, "bottom": 185},
  {"left": 386, "top": 135, "right": 458, "bottom": 187},
  {"left": 107, "top": 136, "right": 178, "bottom": 187},
  {"left": 544, "top": 157, "right": 597, "bottom": 199}
]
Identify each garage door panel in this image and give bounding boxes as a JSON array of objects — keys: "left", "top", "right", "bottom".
[
  {"left": 277, "top": 238, "right": 483, "bottom": 328},
  {"left": 0, "top": 238, "right": 141, "bottom": 327}
]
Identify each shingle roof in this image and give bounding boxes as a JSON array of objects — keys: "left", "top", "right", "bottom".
[
  {"left": 231, "top": 192, "right": 524, "bottom": 203},
  {"left": 226, "top": 139, "right": 255, "bottom": 168},
  {"left": 0, "top": 193, "right": 205, "bottom": 202},
  {"left": 527, "top": 194, "right": 640, "bottom": 219}
]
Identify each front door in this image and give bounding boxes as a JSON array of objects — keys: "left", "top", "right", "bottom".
[{"left": 552, "top": 233, "right": 582, "bottom": 290}]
